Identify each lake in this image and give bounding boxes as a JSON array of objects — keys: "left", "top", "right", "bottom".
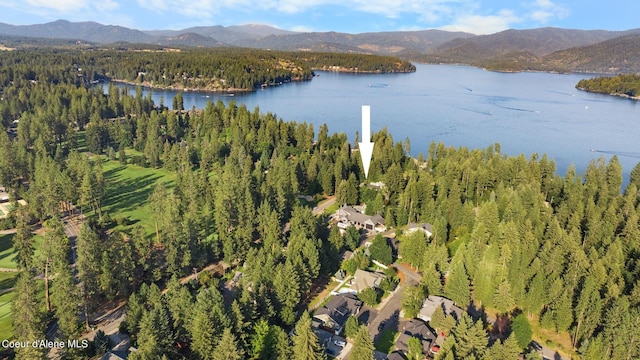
[{"left": 107, "top": 64, "right": 640, "bottom": 184}]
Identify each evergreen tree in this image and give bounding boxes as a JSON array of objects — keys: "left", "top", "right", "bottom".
[
  {"left": 369, "top": 234, "right": 392, "bottom": 265},
  {"left": 510, "top": 313, "right": 532, "bottom": 350},
  {"left": 452, "top": 313, "right": 488, "bottom": 359},
  {"left": 13, "top": 209, "right": 35, "bottom": 271},
  {"left": 402, "top": 284, "right": 427, "bottom": 319},
  {"left": 12, "top": 272, "right": 46, "bottom": 360},
  {"left": 213, "top": 327, "right": 244, "bottom": 360},
  {"left": 344, "top": 315, "right": 360, "bottom": 339},
  {"left": 292, "top": 312, "right": 326, "bottom": 360},
  {"left": 76, "top": 223, "right": 101, "bottom": 330},
  {"left": 493, "top": 280, "right": 516, "bottom": 314},
  {"left": 482, "top": 333, "right": 520, "bottom": 360},
  {"left": 444, "top": 259, "right": 470, "bottom": 308},
  {"left": 350, "top": 325, "right": 375, "bottom": 360},
  {"left": 407, "top": 337, "right": 423, "bottom": 360}
]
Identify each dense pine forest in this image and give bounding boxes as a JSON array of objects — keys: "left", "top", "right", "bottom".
[
  {"left": 0, "top": 47, "right": 415, "bottom": 93},
  {"left": 0, "top": 49, "right": 639, "bottom": 360},
  {"left": 576, "top": 74, "right": 640, "bottom": 99}
]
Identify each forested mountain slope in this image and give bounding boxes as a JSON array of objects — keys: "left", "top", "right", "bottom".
[{"left": 0, "top": 48, "right": 639, "bottom": 360}]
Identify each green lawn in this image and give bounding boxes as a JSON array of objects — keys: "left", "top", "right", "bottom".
[
  {"left": 324, "top": 202, "right": 340, "bottom": 215},
  {"left": 0, "top": 291, "right": 15, "bottom": 339},
  {"left": 0, "top": 233, "right": 43, "bottom": 270},
  {"left": 0, "top": 233, "right": 16, "bottom": 270},
  {"left": 100, "top": 157, "right": 176, "bottom": 236},
  {"left": 0, "top": 272, "right": 18, "bottom": 291},
  {"left": 375, "top": 328, "right": 399, "bottom": 354}
]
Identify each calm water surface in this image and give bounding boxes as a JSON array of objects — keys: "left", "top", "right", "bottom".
[{"left": 110, "top": 64, "right": 640, "bottom": 183}]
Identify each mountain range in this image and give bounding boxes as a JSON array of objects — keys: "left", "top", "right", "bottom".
[{"left": 1, "top": 20, "right": 639, "bottom": 73}]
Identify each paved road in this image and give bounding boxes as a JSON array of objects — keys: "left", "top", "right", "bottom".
[
  {"left": 62, "top": 214, "right": 83, "bottom": 267},
  {"left": 367, "top": 276, "right": 418, "bottom": 341},
  {"left": 394, "top": 263, "right": 422, "bottom": 283}
]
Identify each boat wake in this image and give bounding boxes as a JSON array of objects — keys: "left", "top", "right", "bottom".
[
  {"left": 494, "top": 104, "right": 539, "bottom": 113},
  {"left": 453, "top": 106, "right": 492, "bottom": 116}
]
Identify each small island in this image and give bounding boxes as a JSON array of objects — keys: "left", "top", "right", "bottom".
[{"left": 576, "top": 74, "right": 640, "bottom": 100}]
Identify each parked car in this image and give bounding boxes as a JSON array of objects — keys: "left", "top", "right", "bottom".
[
  {"left": 378, "top": 321, "right": 386, "bottom": 331},
  {"left": 333, "top": 339, "right": 346, "bottom": 348}
]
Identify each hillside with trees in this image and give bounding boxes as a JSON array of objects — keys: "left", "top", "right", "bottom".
[
  {"left": 576, "top": 74, "right": 640, "bottom": 99},
  {"left": 0, "top": 47, "right": 639, "bottom": 360}
]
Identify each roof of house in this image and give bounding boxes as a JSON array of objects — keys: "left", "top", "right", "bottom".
[
  {"left": 100, "top": 351, "right": 127, "bottom": 360},
  {"left": 407, "top": 222, "right": 433, "bottom": 234},
  {"left": 395, "top": 319, "right": 437, "bottom": 355},
  {"left": 314, "top": 293, "right": 362, "bottom": 328},
  {"left": 386, "top": 351, "right": 408, "bottom": 360},
  {"left": 370, "top": 214, "right": 385, "bottom": 225},
  {"left": 338, "top": 206, "right": 385, "bottom": 226},
  {"left": 418, "top": 295, "right": 464, "bottom": 322},
  {"left": 351, "top": 269, "right": 386, "bottom": 293}
]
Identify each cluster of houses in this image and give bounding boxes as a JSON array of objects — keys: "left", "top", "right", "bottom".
[{"left": 391, "top": 296, "right": 464, "bottom": 359}]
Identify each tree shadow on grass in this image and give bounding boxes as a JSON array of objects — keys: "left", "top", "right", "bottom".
[
  {"left": 0, "top": 234, "right": 14, "bottom": 253},
  {"left": 102, "top": 166, "right": 173, "bottom": 215}
]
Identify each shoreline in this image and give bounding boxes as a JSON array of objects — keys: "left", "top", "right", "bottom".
[{"left": 576, "top": 87, "right": 640, "bottom": 101}]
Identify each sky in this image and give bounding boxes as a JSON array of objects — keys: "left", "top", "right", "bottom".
[{"left": 0, "top": 0, "right": 638, "bottom": 35}]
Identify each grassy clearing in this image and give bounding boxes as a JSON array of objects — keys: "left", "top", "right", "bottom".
[
  {"left": 307, "top": 279, "right": 339, "bottom": 310},
  {"left": 375, "top": 328, "right": 399, "bottom": 354},
  {"left": 0, "top": 233, "right": 43, "bottom": 270},
  {"left": 528, "top": 314, "right": 576, "bottom": 359},
  {"left": 0, "top": 291, "right": 15, "bottom": 339},
  {"left": 324, "top": 202, "right": 340, "bottom": 215},
  {"left": 99, "top": 157, "right": 176, "bottom": 236}
]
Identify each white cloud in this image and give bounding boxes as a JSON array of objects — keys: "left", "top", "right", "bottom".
[
  {"left": 24, "top": 0, "right": 88, "bottom": 12},
  {"left": 529, "top": 0, "right": 569, "bottom": 24},
  {"left": 290, "top": 25, "right": 314, "bottom": 32},
  {"left": 439, "top": 9, "right": 521, "bottom": 34},
  {"left": 96, "top": 0, "right": 120, "bottom": 11}
]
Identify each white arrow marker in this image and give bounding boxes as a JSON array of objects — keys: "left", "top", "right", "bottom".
[{"left": 359, "top": 105, "right": 374, "bottom": 179}]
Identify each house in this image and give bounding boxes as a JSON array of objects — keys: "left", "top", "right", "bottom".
[
  {"left": 349, "top": 269, "right": 386, "bottom": 293},
  {"left": 395, "top": 319, "right": 438, "bottom": 357},
  {"left": 313, "top": 293, "right": 363, "bottom": 335},
  {"left": 417, "top": 295, "right": 464, "bottom": 323},
  {"left": 386, "top": 351, "right": 408, "bottom": 360},
  {"left": 335, "top": 206, "right": 386, "bottom": 233},
  {"left": 368, "top": 181, "right": 386, "bottom": 190},
  {"left": 406, "top": 222, "right": 433, "bottom": 238}
]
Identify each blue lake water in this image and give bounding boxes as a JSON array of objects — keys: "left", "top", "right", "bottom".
[{"left": 108, "top": 64, "right": 640, "bottom": 184}]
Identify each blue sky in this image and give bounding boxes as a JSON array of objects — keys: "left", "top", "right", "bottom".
[{"left": 0, "top": 0, "right": 638, "bottom": 35}]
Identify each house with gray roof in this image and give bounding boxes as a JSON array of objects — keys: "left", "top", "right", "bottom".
[
  {"left": 417, "top": 295, "right": 464, "bottom": 323},
  {"left": 395, "top": 318, "right": 438, "bottom": 357},
  {"left": 313, "top": 293, "right": 363, "bottom": 335},
  {"left": 406, "top": 222, "right": 433, "bottom": 237},
  {"left": 335, "top": 206, "right": 386, "bottom": 233},
  {"left": 348, "top": 269, "right": 386, "bottom": 293}
]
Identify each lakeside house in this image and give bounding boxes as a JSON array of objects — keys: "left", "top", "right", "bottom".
[
  {"left": 335, "top": 205, "right": 386, "bottom": 233},
  {"left": 313, "top": 293, "right": 363, "bottom": 335}
]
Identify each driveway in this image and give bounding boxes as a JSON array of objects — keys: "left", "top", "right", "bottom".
[
  {"left": 367, "top": 277, "right": 417, "bottom": 342},
  {"left": 313, "top": 196, "right": 336, "bottom": 216}
]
